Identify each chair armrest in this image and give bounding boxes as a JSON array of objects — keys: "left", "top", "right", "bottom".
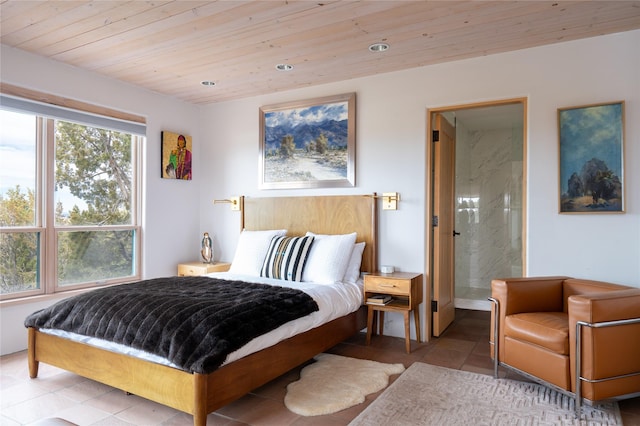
[
  {"left": 569, "top": 288, "right": 640, "bottom": 324},
  {"left": 568, "top": 289, "right": 640, "bottom": 389},
  {"left": 563, "top": 278, "right": 635, "bottom": 312}
]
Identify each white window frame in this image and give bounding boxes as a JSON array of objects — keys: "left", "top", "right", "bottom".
[{"left": 0, "top": 84, "right": 144, "bottom": 301}]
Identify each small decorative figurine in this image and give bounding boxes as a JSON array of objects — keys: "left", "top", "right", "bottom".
[{"left": 201, "top": 232, "right": 213, "bottom": 264}]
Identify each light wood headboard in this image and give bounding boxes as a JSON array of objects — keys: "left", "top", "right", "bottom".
[{"left": 240, "top": 195, "right": 378, "bottom": 274}]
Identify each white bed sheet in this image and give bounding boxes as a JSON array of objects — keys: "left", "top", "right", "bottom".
[{"left": 41, "top": 273, "right": 363, "bottom": 370}]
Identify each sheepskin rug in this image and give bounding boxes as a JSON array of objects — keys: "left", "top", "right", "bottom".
[{"left": 284, "top": 353, "right": 405, "bottom": 416}]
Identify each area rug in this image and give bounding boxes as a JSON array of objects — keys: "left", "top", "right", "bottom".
[
  {"left": 284, "top": 353, "right": 405, "bottom": 416},
  {"left": 349, "top": 362, "right": 622, "bottom": 426}
]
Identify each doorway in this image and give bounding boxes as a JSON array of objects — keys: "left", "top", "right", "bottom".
[{"left": 428, "top": 99, "right": 526, "bottom": 337}]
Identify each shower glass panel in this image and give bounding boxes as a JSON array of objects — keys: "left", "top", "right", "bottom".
[{"left": 453, "top": 105, "right": 523, "bottom": 310}]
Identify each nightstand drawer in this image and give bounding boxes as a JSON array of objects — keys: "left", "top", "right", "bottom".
[
  {"left": 177, "top": 262, "right": 230, "bottom": 276},
  {"left": 364, "top": 276, "right": 411, "bottom": 295}
]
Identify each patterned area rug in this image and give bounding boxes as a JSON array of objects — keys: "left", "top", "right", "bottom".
[
  {"left": 284, "top": 353, "right": 405, "bottom": 416},
  {"left": 349, "top": 362, "right": 622, "bottom": 426}
]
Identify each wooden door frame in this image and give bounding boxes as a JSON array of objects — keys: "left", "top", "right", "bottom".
[{"left": 424, "top": 97, "right": 528, "bottom": 339}]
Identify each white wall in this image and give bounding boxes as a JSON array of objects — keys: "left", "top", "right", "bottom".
[
  {"left": 1, "top": 29, "right": 638, "bottom": 354},
  {"left": 200, "top": 30, "right": 640, "bottom": 339}
]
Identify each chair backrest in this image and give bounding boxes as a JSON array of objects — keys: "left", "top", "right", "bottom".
[{"left": 562, "top": 278, "right": 632, "bottom": 312}]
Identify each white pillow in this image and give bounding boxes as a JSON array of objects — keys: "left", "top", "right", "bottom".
[
  {"left": 343, "top": 242, "right": 366, "bottom": 284},
  {"left": 302, "top": 232, "right": 357, "bottom": 284},
  {"left": 228, "top": 229, "right": 287, "bottom": 276}
]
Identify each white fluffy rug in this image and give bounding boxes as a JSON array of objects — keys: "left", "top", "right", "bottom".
[
  {"left": 284, "top": 353, "right": 406, "bottom": 416},
  {"left": 349, "top": 362, "right": 622, "bottom": 425}
]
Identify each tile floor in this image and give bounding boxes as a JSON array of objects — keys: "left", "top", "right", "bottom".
[{"left": 2, "top": 309, "right": 639, "bottom": 425}]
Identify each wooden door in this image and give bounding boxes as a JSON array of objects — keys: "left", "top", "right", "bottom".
[{"left": 431, "top": 113, "right": 456, "bottom": 336}]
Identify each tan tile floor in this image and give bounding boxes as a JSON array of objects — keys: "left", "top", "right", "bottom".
[{"left": 2, "top": 309, "right": 639, "bottom": 425}]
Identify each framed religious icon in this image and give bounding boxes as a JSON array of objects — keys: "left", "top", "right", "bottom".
[{"left": 161, "top": 131, "right": 192, "bottom": 180}]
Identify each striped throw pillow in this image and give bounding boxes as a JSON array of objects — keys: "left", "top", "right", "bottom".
[{"left": 260, "top": 235, "right": 314, "bottom": 281}]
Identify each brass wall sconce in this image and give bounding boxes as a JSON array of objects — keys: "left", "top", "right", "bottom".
[
  {"left": 213, "top": 196, "right": 241, "bottom": 211},
  {"left": 370, "top": 192, "right": 400, "bottom": 210}
]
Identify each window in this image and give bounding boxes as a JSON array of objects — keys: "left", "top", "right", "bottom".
[{"left": 0, "top": 90, "right": 144, "bottom": 300}]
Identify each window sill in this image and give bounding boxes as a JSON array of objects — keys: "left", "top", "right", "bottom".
[{"left": 1, "top": 286, "right": 109, "bottom": 308}]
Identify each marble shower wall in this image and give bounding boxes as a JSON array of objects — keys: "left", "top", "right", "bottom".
[{"left": 455, "top": 122, "right": 523, "bottom": 293}]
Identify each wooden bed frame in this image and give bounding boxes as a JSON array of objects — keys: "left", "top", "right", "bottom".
[{"left": 27, "top": 194, "right": 377, "bottom": 425}]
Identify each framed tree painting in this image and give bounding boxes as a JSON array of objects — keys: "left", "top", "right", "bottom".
[
  {"left": 161, "top": 131, "right": 192, "bottom": 180},
  {"left": 558, "top": 101, "right": 625, "bottom": 213},
  {"left": 259, "top": 92, "right": 356, "bottom": 189}
]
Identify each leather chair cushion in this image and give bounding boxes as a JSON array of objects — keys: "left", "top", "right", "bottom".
[{"left": 504, "top": 312, "right": 569, "bottom": 355}]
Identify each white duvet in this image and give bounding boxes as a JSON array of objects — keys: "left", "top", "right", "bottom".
[{"left": 41, "top": 272, "right": 363, "bottom": 370}]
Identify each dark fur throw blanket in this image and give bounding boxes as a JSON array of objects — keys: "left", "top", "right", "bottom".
[{"left": 24, "top": 276, "right": 319, "bottom": 374}]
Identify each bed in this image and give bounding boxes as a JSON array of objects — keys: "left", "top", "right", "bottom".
[{"left": 26, "top": 194, "right": 377, "bottom": 426}]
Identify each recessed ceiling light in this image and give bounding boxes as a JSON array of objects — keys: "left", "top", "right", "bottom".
[
  {"left": 368, "top": 42, "right": 389, "bottom": 52},
  {"left": 200, "top": 80, "right": 216, "bottom": 86},
  {"left": 275, "top": 63, "right": 294, "bottom": 71}
]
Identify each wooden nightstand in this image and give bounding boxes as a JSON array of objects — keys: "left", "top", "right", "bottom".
[
  {"left": 177, "top": 261, "right": 231, "bottom": 276},
  {"left": 364, "top": 271, "right": 423, "bottom": 353}
]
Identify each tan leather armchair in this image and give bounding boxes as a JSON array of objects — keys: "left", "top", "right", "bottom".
[{"left": 489, "top": 276, "right": 640, "bottom": 415}]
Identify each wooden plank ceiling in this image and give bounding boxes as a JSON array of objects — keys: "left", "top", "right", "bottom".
[{"left": 1, "top": 1, "right": 639, "bottom": 105}]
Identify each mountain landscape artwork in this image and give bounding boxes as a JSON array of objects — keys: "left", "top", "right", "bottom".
[{"left": 259, "top": 93, "right": 355, "bottom": 189}]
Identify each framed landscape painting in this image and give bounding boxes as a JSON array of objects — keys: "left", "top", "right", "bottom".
[
  {"left": 558, "top": 101, "right": 625, "bottom": 213},
  {"left": 259, "top": 93, "right": 356, "bottom": 189}
]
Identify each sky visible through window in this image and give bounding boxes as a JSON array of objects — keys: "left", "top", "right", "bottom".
[
  {"left": 0, "top": 109, "right": 35, "bottom": 196},
  {"left": 0, "top": 109, "right": 87, "bottom": 214}
]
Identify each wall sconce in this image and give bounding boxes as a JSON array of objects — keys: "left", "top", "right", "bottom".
[
  {"left": 213, "top": 196, "right": 241, "bottom": 211},
  {"left": 381, "top": 192, "right": 400, "bottom": 210},
  {"left": 370, "top": 192, "right": 400, "bottom": 210}
]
